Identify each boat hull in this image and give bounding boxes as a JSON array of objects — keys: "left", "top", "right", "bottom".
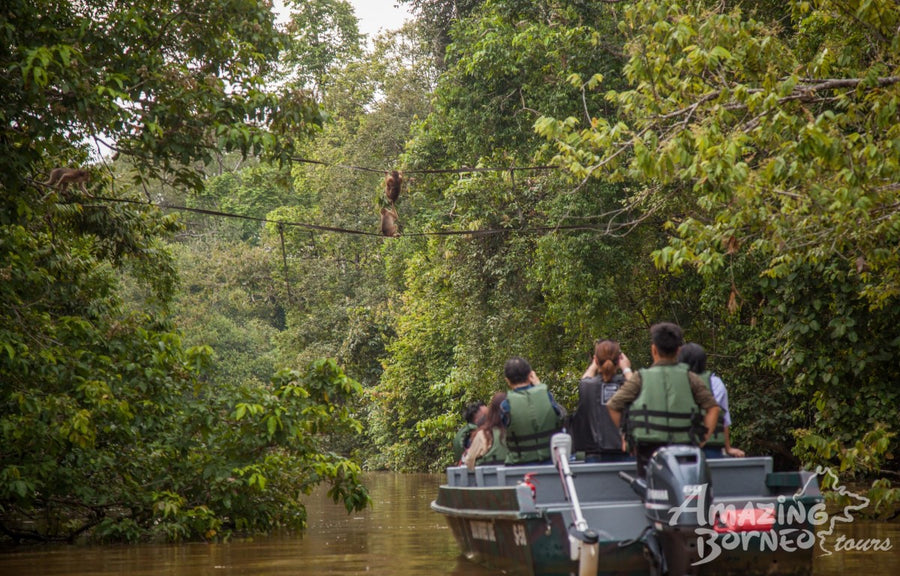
[{"left": 432, "top": 457, "right": 822, "bottom": 576}]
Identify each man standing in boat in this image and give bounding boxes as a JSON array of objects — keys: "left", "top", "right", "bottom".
[
  {"left": 500, "top": 356, "right": 565, "bottom": 465},
  {"left": 606, "top": 322, "right": 720, "bottom": 476}
]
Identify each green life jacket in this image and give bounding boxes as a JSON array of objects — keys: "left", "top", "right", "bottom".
[
  {"left": 452, "top": 422, "right": 477, "bottom": 461},
  {"left": 505, "top": 383, "right": 561, "bottom": 464},
  {"left": 627, "top": 364, "right": 699, "bottom": 445},
  {"left": 479, "top": 428, "right": 509, "bottom": 465},
  {"left": 696, "top": 370, "right": 726, "bottom": 447}
]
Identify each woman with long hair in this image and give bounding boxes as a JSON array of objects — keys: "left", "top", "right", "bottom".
[
  {"left": 571, "top": 339, "right": 632, "bottom": 462},
  {"left": 464, "top": 391, "right": 509, "bottom": 470}
]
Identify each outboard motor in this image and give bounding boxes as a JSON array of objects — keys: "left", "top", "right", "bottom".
[{"left": 620, "top": 445, "right": 712, "bottom": 575}]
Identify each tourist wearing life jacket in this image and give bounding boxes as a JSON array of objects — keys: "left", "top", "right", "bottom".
[
  {"left": 453, "top": 401, "right": 487, "bottom": 463},
  {"left": 678, "top": 342, "right": 746, "bottom": 459},
  {"left": 607, "top": 323, "right": 720, "bottom": 476},
  {"left": 571, "top": 339, "right": 633, "bottom": 462},
  {"left": 500, "top": 357, "right": 565, "bottom": 465},
  {"left": 464, "top": 392, "right": 509, "bottom": 470}
]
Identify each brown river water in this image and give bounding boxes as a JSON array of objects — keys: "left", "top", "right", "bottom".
[{"left": 0, "top": 472, "right": 896, "bottom": 575}]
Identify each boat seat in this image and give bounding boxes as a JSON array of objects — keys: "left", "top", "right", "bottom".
[{"left": 708, "top": 457, "right": 773, "bottom": 497}]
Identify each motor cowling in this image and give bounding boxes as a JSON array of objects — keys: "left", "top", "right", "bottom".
[
  {"left": 643, "top": 445, "right": 712, "bottom": 526},
  {"left": 641, "top": 446, "right": 713, "bottom": 575}
]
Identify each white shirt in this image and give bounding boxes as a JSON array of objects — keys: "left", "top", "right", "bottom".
[{"left": 710, "top": 373, "right": 731, "bottom": 427}]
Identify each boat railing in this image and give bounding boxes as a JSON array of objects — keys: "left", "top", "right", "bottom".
[{"left": 446, "top": 455, "right": 789, "bottom": 495}]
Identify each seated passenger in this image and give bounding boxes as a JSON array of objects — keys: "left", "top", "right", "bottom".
[
  {"left": 464, "top": 392, "right": 509, "bottom": 470},
  {"left": 500, "top": 357, "right": 564, "bottom": 465},
  {"left": 571, "top": 339, "right": 633, "bottom": 462},
  {"left": 678, "top": 342, "right": 745, "bottom": 459},
  {"left": 453, "top": 401, "right": 487, "bottom": 463}
]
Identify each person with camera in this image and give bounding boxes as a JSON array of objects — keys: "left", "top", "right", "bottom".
[
  {"left": 500, "top": 357, "right": 565, "bottom": 465},
  {"left": 606, "top": 323, "right": 720, "bottom": 476},
  {"left": 571, "top": 339, "right": 633, "bottom": 462}
]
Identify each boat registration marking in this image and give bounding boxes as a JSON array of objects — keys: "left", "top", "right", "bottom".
[
  {"left": 513, "top": 523, "right": 527, "bottom": 547},
  {"left": 470, "top": 520, "right": 496, "bottom": 542}
]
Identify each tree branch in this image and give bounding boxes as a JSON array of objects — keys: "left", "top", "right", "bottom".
[{"left": 654, "top": 76, "right": 900, "bottom": 124}]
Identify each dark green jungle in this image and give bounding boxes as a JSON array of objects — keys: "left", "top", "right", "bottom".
[{"left": 1, "top": 0, "right": 898, "bottom": 543}]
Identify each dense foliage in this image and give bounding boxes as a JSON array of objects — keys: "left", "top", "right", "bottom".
[
  {"left": 367, "top": 0, "right": 899, "bottom": 512},
  {"left": 0, "top": 0, "right": 368, "bottom": 542},
  {"left": 3, "top": 0, "right": 898, "bottom": 542},
  {"left": 534, "top": 0, "right": 899, "bottom": 505},
  {"left": 365, "top": 0, "right": 643, "bottom": 472}
]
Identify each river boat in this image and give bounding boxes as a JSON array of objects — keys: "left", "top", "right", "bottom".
[{"left": 431, "top": 434, "right": 823, "bottom": 576}]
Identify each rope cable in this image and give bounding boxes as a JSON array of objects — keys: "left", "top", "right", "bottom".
[
  {"left": 92, "top": 196, "right": 614, "bottom": 238},
  {"left": 290, "top": 156, "right": 557, "bottom": 175},
  {"left": 87, "top": 151, "right": 626, "bottom": 238}
]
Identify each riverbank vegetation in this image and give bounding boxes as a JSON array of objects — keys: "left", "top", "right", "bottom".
[{"left": 2, "top": 0, "right": 898, "bottom": 542}]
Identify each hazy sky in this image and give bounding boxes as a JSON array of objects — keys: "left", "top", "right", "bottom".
[
  {"left": 275, "top": 1, "right": 412, "bottom": 38},
  {"left": 348, "top": 0, "right": 413, "bottom": 38}
]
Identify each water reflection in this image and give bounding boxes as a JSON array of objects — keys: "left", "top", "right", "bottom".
[
  {"left": 0, "top": 473, "right": 496, "bottom": 576},
  {"left": 814, "top": 519, "right": 899, "bottom": 575},
  {"left": 0, "top": 472, "right": 896, "bottom": 575}
]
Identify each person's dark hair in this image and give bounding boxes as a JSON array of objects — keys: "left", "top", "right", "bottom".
[
  {"left": 463, "top": 401, "right": 485, "bottom": 424},
  {"left": 478, "top": 391, "right": 507, "bottom": 440},
  {"left": 650, "top": 322, "right": 683, "bottom": 357},
  {"left": 594, "top": 339, "right": 621, "bottom": 382},
  {"left": 678, "top": 342, "right": 707, "bottom": 373},
  {"left": 504, "top": 356, "right": 532, "bottom": 385}
]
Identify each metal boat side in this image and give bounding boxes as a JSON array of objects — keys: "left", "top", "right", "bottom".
[{"left": 433, "top": 457, "right": 822, "bottom": 575}]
